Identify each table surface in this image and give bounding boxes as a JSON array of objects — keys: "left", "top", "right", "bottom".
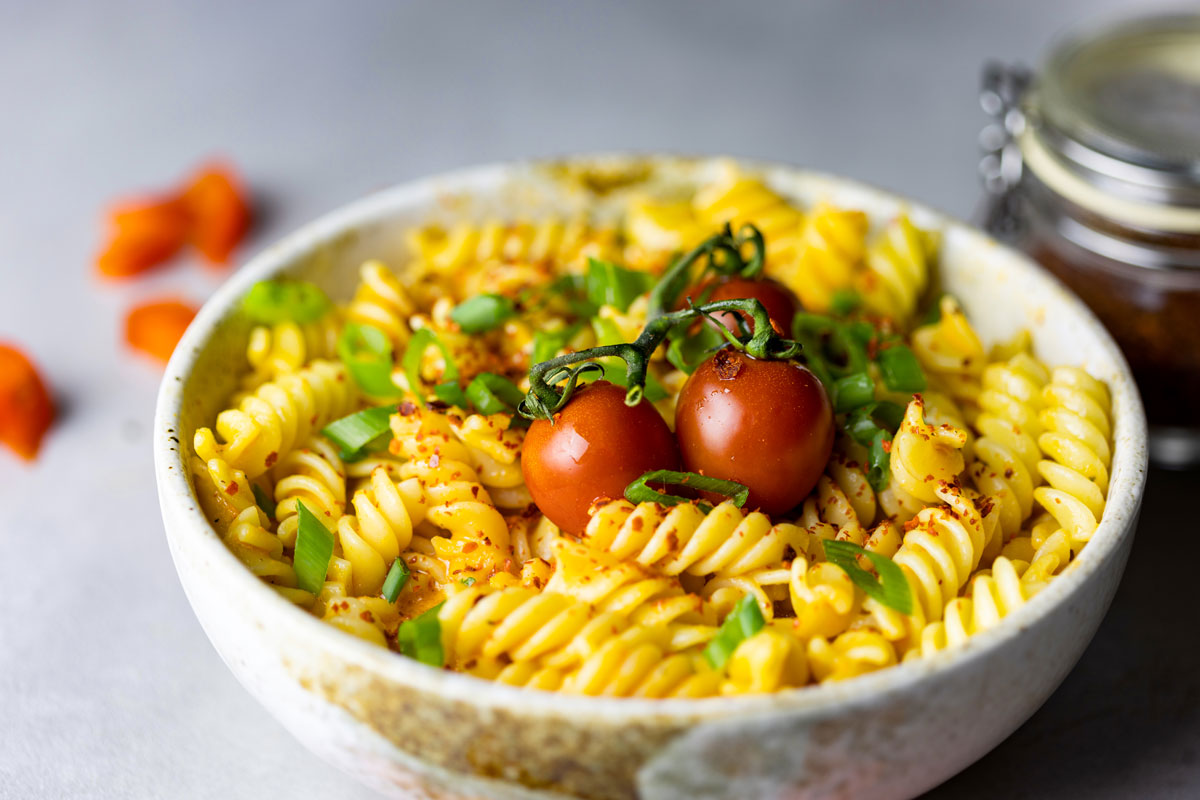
[{"left": 3, "top": 1, "right": 1197, "bottom": 798}]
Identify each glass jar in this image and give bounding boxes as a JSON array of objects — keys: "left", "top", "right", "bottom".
[{"left": 978, "top": 13, "right": 1200, "bottom": 469}]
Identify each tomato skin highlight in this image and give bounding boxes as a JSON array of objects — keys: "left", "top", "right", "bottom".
[
  {"left": 674, "top": 349, "right": 833, "bottom": 515},
  {"left": 688, "top": 276, "right": 800, "bottom": 335},
  {"left": 522, "top": 381, "right": 680, "bottom": 534}
]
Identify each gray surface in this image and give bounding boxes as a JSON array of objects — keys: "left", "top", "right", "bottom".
[{"left": 1, "top": 1, "right": 1194, "bottom": 798}]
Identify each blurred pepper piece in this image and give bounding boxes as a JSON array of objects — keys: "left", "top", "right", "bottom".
[
  {"left": 124, "top": 299, "right": 198, "bottom": 363},
  {"left": 95, "top": 160, "right": 251, "bottom": 278},
  {"left": 96, "top": 195, "right": 191, "bottom": 279},
  {"left": 0, "top": 344, "right": 55, "bottom": 461},
  {"left": 182, "top": 163, "right": 251, "bottom": 266}
]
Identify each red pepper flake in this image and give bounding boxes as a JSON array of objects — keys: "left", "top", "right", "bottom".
[
  {"left": 399, "top": 401, "right": 418, "bottom": 416},
  {"left": 265, "top": 451, "right": 278, "bottom": 468},
  {"left": 224, "top": 481, "right": 239, "bottom": 496},
  {"left": 881, "top": 440, "right": 892, "bottom": 454}
]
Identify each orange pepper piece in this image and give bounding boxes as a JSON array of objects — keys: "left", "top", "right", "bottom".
[
  {"left": 124, "top": 299, "right": 198, "bottom": 364},
  {"left": 96, "top": 195, "right": 191, "bottom": 279},
  {"left": 0, "top": 344, "right": 55, "bottom": 461},
  {"left": 182, "top": 163, "right": 251, "bottom": 266}
]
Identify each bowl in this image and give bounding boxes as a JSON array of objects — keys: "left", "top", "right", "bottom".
[{"left": 154, "top": 156, "right": 1148, "bottom": 800}]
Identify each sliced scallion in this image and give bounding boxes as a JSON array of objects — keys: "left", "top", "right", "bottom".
[
  {"left": 322, "top": 405, "right": 395, "bottom": 460},
  {"left": 397, "top": 602, "right": 445, "bottom": 667},
  {"left": 381, "top": 559, "right": 410, "bottom": 603},
  {"left": 531, "top": 326, "right": 579, "bottom": 365},
  {"left": 251, "top": 483, "right": 276, "bottom": 519},
  {"left": 831, "top": 371, "right": 875, "bottom": 413},
  {"left": 823, "top": 539, "right": 912, "bottom": 614},
  {"left": 877, "top": 344, "right": 926, "bottom": 393},
  {"left": 830, "top": 288, "right": 862, "bottom": 316},
  {"left": 466, "top": 373, "right": 525, "bottom": 414},
  {"left": 402, "top": 328, "right": 459, "bottom": 405},
  {"left": 703, "top": 594, "right": 765, "bottom": 670},
  {"left": 450, "top": 294, "right": 516, "bottom": 334},
  {"left": 242, "top": 280, "right": 331, "bottom": 324},
  {"left": 338, "top": 322, "right": 401, "bottom": 397},
  {"left": 294, "top": 500, "right": 334, "bottom": 594},
  {"left": 585, "top": 257, "right": 654, "bottom": 313},
  {"left": 666, "top": 324, "right": 725, "bottom": 375}
]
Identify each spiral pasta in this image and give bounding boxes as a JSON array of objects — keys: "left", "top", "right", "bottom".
[
  {"left": 1034, "top": 367, "right": 1113, "bottom": 554},
  {"left": 194, "top": 359, "right": 357, "bottom": 480},
  {"left": 244, "top": 314, "right": 341, "bottom": 387},
  {"left": 192, "top": 165, "right": 1119, "bottom": 699}
]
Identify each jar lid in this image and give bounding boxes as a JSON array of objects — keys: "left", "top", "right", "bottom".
[{"left": 1022, "top": 13, "right": 1200, "bottom": 227}]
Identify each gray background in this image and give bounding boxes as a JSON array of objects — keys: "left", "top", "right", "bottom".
[{"left": 2, "top": 1, "right": 1196, "bottom": 798}]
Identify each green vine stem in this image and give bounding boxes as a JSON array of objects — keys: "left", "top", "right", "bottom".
[
  {"left": 519, "top": 297, "right": 802, "bottom": 421},
  {"left": 647, "top": 223, "right": 766, "bottom": 319}
]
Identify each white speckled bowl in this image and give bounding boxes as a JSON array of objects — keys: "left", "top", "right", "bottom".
[{"left": 154, "top": 156, "right": 1148, "bottom": 800}]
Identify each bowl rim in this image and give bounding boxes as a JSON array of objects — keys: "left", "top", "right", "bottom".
[{"left": 155, "top": 153, "right": 1148, "bottom": 724}]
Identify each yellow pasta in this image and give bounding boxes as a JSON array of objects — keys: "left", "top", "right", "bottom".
[{"left": 192, "top": 166, "right": 1118, "bottom": 697}]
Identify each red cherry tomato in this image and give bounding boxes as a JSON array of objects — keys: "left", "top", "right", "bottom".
[
  {"left": 687, "top": 276, "right": 800, "bottom": 335},
  {"left": 674, "top": 349, "right": 833, "bottom": 514},
  {"left": 523, "top": 380, "right": 680, "bottom": 534}
]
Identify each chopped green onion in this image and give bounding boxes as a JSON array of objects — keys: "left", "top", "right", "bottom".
[
  {"left": 831, "top": 372, "right": 875, "bottom": 413},
  {"left": 703, "top": 594, "right": 766, "bottom": 669},
  {"left": 625, "top": 470, "right": 749, "bottom": 510},
  {"left": 381, "top": 559, "right": 410, "bottom": 603},
  {"left": 830, "top": 289, "right": 862, "bottom": 316},
  {"left": 872, "top": 400, "right": 906, "bottom": 432},
  {"left": 585, "top": 257, "right": 654, "bottom": 313},
  {"left": 666, "top": 324, "right": 725, "bottom": 375},
  {"left": 450, "top": 294, "right": 516, "bottom": 334},
  {"left": 242, "top": 280, "right": 331, "bottom": 324},
  {"left": 823, "top": 539, "right": 912, "bottom": 614},
  {"left": 402, "top": 328, "right": 459, "bottom": 405},
  {"left": 531, "top": 326, "right": 579, "bottom": 365},
  {"left": 865, "top": 429, "right": 891, "bottom": 492},
  {"left": 338, "top": 322, "right": 402, "bottom": 397},
  {"left": 397, "top": 602, "right": 445, "bottom": 667},
  {"left": 251, "top": 484, "right": 276, "bottom": 519},
  {"left": 460, "top": 576, "right": 476, "bottom": 587},
  {"left": 432, "top": 381, "right": 468, "bottom": 409},
  {"left": 322, "top": 405, "right": 395, "bottom": 460},
  {"left": 466, "top": 373, "right": 525, "bottom": 414},
  {"left": 877, "top": 344, "right": 926, "bottom": 393},
  {"left": 294, "top": 500, "right": 334, "bottom": 594}
]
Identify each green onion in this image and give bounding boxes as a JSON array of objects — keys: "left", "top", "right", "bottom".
[
  {"left": 466, "top": 373, "right": 525, "bottom": 414},
  {"left": 294, "top": 500, "right": 334, "bottom": 594},
  {"left": 322, "top": 405, "right": 395, "bottom": 460},
  {"left": 866, "top": 429, "right": 891, "bottom": 491},
  {"left": 871, "top": 400, "right": 905, "bottom": 432},
  {"left": 460, "top": 576, "right": 476, "bottom": 587},
  {"left": 251, "top": 484, "right": 276, "bottom": 518},
  {"left": 338, "top": 322, "right": 402, "bottom": 397},
  {"left": 666, "top": 324, "right": 725, "bottom": 375},
  {"left": 242, "top": 280, "right": 331, "bottom": 324},
  {"left": 625, "top": 470, "right": 749, "bottom": 510},
  {"left": 531, "top": 326, "right": 579, "bottom": 365},
  {"left": 450, "top": 294, "right": 516, "bottom": 334},
  {"left": 432, "top": 381, "right": 468, "bottom": 409},
  {"left": 402, "top": 328, "right": 459, "bottom": 405},
  {"left": 381, "top": 559, "right": 410, "bottom": 603},
  {"left": 703, "top": 594, "right": 766, "bottom": 669},
  {"left": 823, "top": 539, "right": 912, "bottom": 615},
  {"left": 877, "top": 344, "right": 926, "bottom": 393},
  {"left": 585, "top": 258, "right": 655, "bottom": 313},
  {"left": 830, "top": 289, "right": 862, "bottom": 316},
  {"left": 397, "top": 602, "right": 445, "bottom": 667},
  {"left": 920, "top": 293, "right": 946, "bottom": 326},
  {"left": 831, "top": 372, "right": 875, "bottom": 413}
]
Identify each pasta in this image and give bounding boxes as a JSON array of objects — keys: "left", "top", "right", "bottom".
[{"left": 193, "top": 165, "right": 1117, "bottom": 698}]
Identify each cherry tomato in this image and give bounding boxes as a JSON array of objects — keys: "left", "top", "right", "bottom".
[
  {"left": 674, "top": 349, "right": 833, "bottom": 514},
  {"left": 687, "top": 276, "right": 800, "bottom": 335},
  {"left": 523, "top": 380, "right": 680, "bottom": 534}
]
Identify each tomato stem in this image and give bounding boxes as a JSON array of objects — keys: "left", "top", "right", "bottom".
[
  {"left": 647, "top": 224, "right": 766, "bottom": 318},
  {"left": 519, "top": 297, "right": 801, "bottom": 421}
]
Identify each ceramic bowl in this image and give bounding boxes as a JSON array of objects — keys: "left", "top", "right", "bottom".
[{"left": 154, "top": 156, "right": 1148, "bottom": 800}]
